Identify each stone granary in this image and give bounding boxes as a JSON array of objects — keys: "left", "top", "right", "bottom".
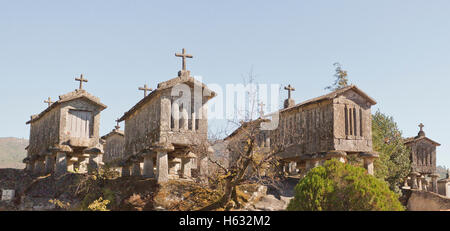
[
  {"left": 438, "top": 169, "right": 450, "bottom": 198},
  {"left": 117, "top": 49, "right": 216, "bottom": 183},
  {"left": 23, "top": 75, "right": 107, "bottom": 176},
  {"left": 271, "top": 84, "right": 379, "bottom": 175},
  {"left": 403, "top": 124, "right": 441, "bottom": 193},
  {"left": 101, "top": 121, "right": 125, "bottom": 167}
]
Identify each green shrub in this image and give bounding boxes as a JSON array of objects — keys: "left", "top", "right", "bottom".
[{"left": 287, "top": 159, "right": 404, "bottom": 211}]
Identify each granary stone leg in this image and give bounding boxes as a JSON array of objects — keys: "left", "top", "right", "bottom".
[
  {"left": 78, "top": 157, "right": 89, "bottom": 173},
  {"left": 131, "top": 162, "right": 141, "bottom": 176},
  {"left": 359, "top": 152, "right": 379, "bottom": 175},
  {"left": 88, "top": 154, "right": 99, "bottom": 174},
  {"left": 402, "top": 177, "right": 411, "bottom": 189},
  {"left": 121, "top": 164, "right": 130, "bottom": 177},
  {"left": 168, "top": 158, "right": 181, "bottom": 179},
  {"left": 410, "top": 172, "right": 419, "bottom": 189},
  {"left": 304, "top": 160, "right": 311, "bottom": 171},
  {"left": 181, "top": 158, "right": 192, "bottom": 179},
  {"left": 34, "top": 159, "right": 44, "bottom": 176},
  {"left": 430, "top": 173, "right": 439, "bottom": 193},
  {"left": 143, "top": 155, "right": 154, "bottom": 178},
  {"left": 67, "top": 163, "right": 75, "bottom": 172},
  {"left": 311, "top": 159, "right": 320, "bottom": 168},
  {"left": 156, "top": 151, "right": 169, "bottom": 183},
  {"left": 55, "top": 152, "right": 68, "bottom": 176},
  {"left": 418, "top": 175, "right": 423, "bottom": 190},
  {"left": 363, "top": 158, "right": 374, "bottom": 175},
  {"left": 44, "top": 154, "right": 55, "bottom": 174},
  {"left": 26, "top": 162, "right": 33, "bottom": 172},
  {"left": 326, "top": 151, "right": 347, "bottom": 163}
]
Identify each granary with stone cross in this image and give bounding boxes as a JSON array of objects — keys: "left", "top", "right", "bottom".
[
  {"left": 403, "top": 123, "right": 442, "bottom": 194},
  {"left": 23, "top": 75, "right": 107, "bottom": 176},
  {"left": 117, "top": 49, "right": 216, "bottom": 183},
  {"left": 268, "top": 84, "right": 378, "bottom": 175},
  {"left": 101, "top": 120, "right": 125, "bottom": 167}
]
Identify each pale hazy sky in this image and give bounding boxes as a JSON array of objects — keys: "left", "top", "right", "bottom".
[{"left": 0, "top": 0, "right": 449, "bottom": 166}]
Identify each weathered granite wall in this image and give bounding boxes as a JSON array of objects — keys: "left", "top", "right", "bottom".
[
  {"left": 59, "top": 98, "right": 102, "bottom": 147},
  {"left": 409, "top": 139, "right": 437, "bottom": 174},
  {"left": 103, "top": 134, "right": 125, "bottom": 164},
  {"left": 28, "top": 106, "right": 61, "bottom": 156},
  {"left": 124, "top": 95, "right": 161, "bottom": 155},
  {"left": 407, "top": 190, "right": 450, "bottom": 211}
]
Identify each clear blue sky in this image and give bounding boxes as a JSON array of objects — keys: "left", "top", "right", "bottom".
[{"left": 0, "top": 0, "right": 449, "bottom": 167}]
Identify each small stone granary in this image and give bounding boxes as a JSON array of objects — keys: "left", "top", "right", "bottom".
[
  {"left": 117, "top": 49, "right": 216, "bottom": 183},
  {"left": 270, "top": 84, "right": 378, "bottom": 175},
  {"left": 101, "top": 121, "right": 125, "bottom": 167},
  {"left": 403, "top": 124, "right": 442, "bottom": 193},
  {"left": 23, "top": 75, "right": 107, "bottom": 176}
]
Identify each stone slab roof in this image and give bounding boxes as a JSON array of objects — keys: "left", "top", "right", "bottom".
[
  {"left": 118, "top": 75, "right": 216, "bottom": 122},
  {"left": 26, "top": 89, "right": 107, "bottom": 124},
  {"left": 101, "top": 129, "right": 125, "bottom": 140},
  {"left": 279, "top": 85, "right": 377, "bottom": 114},
  {"left": 224, "top": 118, "right": 270, "bottom": 141},
  {"left": 404, "top": 136, "right": 441, "bottom": 146}
]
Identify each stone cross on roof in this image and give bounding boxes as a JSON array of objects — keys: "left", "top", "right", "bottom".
[
  {"left": 44, "top": 97, "right": 54, "bottom": 107},
  {"left": 75, "top": 74, "right": 88, "bottom": 90},
  {"left": 138, "top": 84, "right": 153, "bottom": 97},
  {"left": 284, "top": 84, "right": 295, "bottom": 99},
  {"left": 175, "top": 48, "right": 193, "bottom": 72},
  {"left": 418, "top": 123, "right": 425, "bottom": 137},
  {"left": 258, "top": 102, "right": 265, "bottom": 117},
  {"left": 115, "top": 118, "right": 121, "bottom": 130}
]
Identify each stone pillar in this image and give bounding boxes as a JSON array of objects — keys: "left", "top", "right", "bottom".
[
  {"left": 305, "top": 160, "right": 311, "bottom": 171},
  {"left": 430, "top": 173, "right": 439, "bottom": 193},
  {"left": 156, "top": 151, "right": 169, "bottom": 183},
  {"left": 26, "top": 162, "right": 33, "bottom": 172},
  {"left": 311, "top": 159, "right": 320, "bottom": 168},
  {"left": 55, "top": 152, "right": 67, "bottom": 176},
  {"left": 34, "top": 159, "right": 44, "bottom": 176},
  {"left": 78, "top": 157, "right": 89, "bottom": 173},
  {"left": 363, "top": 158, "right": 374, "bottom": 175},
  {"left": 410, "top": 172, "right": 419, "bottom": 189},
  {"left": 168, "top": 158, "right": 181, "bottom": 179},
  {"left": 88, "top": 154, "right": 99, "bottom": 174},
  {"left": 44, "top": 154, "right": 55, "bottom": 174},
  {"left": 131, "top": 162, "right": 141, "bottom": 176},
  {"left": 418, "top": 175, "right": 423, "bottom": 190},
  {"left": 265, "top": 136, "right": 270, "bottom": 148},
  {"left": 181, "top": 156, "right": 195, "bottom": 179},
  {"left": 143, "top": 155, "right": 154, "bottom": 178},
  {"left": 326, "top": 151, "right": 347, "bottom": 163},
  {"left": 402, "top": 177, "right": 411, "bottom": 189},
  {"left": 289, "top": 162, "right": 297, "bottom": 175},
  {"left": 121, "top": 164, "right": 130, "bottom": 177}
]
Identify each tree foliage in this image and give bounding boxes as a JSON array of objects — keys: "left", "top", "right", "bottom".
[
  {"left": 287, "top": 159, "right": 404, "bottom": 211},
  {"left": 325, "top": 62, "right": 349, "bottom": 91},
  {"left": 372, "top": 110, "right": 411, "bottom": 194}
]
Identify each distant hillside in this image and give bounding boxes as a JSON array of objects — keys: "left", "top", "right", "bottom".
[{"left": 0, "top": 137, "right": 28, "bottom": 169}]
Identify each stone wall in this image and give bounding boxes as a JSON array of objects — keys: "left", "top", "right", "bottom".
[
  {"left": 28, "top": 106, "right": 61, "bottom": 156},
  {"left": 124, "top": 95, "right": 161, "bottom": 155},
  {"left": 408, "top": 139, "right": 437, "bottom": 174},
  {"left": 407, "top": 189, "right": 450, "bottom": 211},
  {"left": 103, "top": 134, "right": 125, "bottom": 164},
  {"left": 59, "top": 98, "right": 103, "bottom": 148}
]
